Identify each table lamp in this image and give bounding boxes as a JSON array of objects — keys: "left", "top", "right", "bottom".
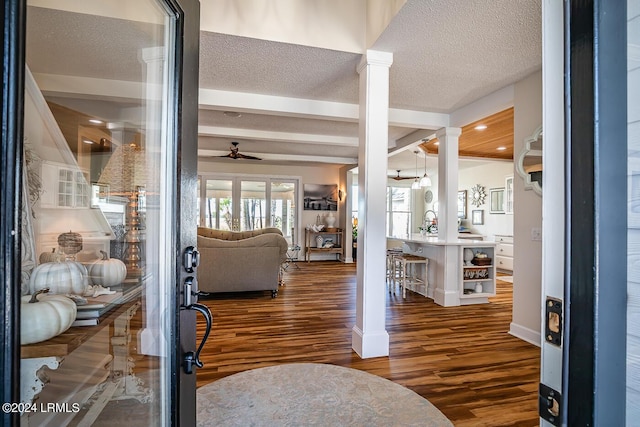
[{"left": 98, "top": 142, "right": 146, "bottom": 278}]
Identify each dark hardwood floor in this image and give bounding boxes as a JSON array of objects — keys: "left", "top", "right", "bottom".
[{"left": 196, "top": 261, "right": 540, "bottom": 426}]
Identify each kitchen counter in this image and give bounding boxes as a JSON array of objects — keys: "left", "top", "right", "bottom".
[
  {"left": 390, "top": 233, "right": 486, "bottom": 245},
  {"left": 388, "top": 235, "right": 496, "bottom": 307}
]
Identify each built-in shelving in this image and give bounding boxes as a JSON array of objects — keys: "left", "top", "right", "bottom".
[{"left": 459, "top": 246, "right": 496, "bottom": 304}]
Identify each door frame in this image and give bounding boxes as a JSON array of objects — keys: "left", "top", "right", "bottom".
[
  {"left": 167, "top": 0, "right": 201, "bottom": 425},
  {"left": 539, "top": 0, "right": 628, "bottom": 425},
  {"left": 564, "top": 0, "right": 627, "bottom": 424},
  {"left": 1, "top": 0, "right": 26, "bottom": 424}
]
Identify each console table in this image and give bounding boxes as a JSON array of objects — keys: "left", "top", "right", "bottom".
[
  {"left": 20, "top": 284, "right": 146, "bottom": 426},
  {"left": 305, "top": 228, "right": 343, "bottom": 262}
]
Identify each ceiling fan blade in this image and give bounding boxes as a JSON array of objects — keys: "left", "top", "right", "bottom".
[
  {"left": 389, "top": 170, "right": 416, "bottom": 180},
  {"left": 236, "top": 153, "right": 262, "bottom": 160}
]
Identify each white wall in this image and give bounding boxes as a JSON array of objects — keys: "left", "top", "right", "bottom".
[
  {"left": 627, "top": 0, "right": 640, "bottom": 419},
  {"left": 458, "top": 161, "right": 514, "bottom": 238},
  {"left": 511, "top": 70, "right": 543, "bottom": 345}
]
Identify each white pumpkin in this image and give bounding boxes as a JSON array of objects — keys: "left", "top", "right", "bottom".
[
  {"left": 88, "top": 250, "right": 126, "bottom": 287},
  {"left": 21, "top": 289, "right": 77, "bottom": 345},
  {"left": 29, "top": 260, "right": 89, "bottom": 295}
]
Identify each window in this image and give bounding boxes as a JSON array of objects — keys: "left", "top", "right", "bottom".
[
  {"left": 199, "top": 175, "right": 299, "bottom": 243},
  {"left": 387, "top": 186, "right": 412, "bottom": 237}
]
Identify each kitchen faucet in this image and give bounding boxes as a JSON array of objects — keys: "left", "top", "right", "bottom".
[{"left": 423, "top": 210, "right": 437, "bottom": 233}]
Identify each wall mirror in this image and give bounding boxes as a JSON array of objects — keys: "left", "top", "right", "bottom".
[{"left": 516, "top": 125, "right": 542, "bottom": 196}]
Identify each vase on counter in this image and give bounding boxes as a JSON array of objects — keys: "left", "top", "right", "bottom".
[
  {"left": 325, "top": 212, "right": 336, "bottom": 228},
  {"left": 316, "top": 235, "right": 324, "bottom": 248}
]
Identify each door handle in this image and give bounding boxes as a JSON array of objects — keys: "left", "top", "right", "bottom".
[
  {"left": 182, "top": 303, "right": 212, "bottom": 375},
  {"left": 181, "top": 275, "right": 213, "bottom": 374}
]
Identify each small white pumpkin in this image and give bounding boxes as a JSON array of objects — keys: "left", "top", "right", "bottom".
[
  {"left": 29, "top": 260, "right": 89, "bottom": 295},
  {"left": 39, "top": 248, "right": 65, "bottom": 264},
  {"left": 21, "top": 289, "right": 77, "bottom": 345},
  {"left": 88, "top": 250, "right": 126, "bottom": 287}
]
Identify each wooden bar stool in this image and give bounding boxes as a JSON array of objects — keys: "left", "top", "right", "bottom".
[
  {"left": 386, "top": 248, "right": 403, "bottom": 293},
  {"left": 395, "top": 254, "right": 429, "bottom": 298}
]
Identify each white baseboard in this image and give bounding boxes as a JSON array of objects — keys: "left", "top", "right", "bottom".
[{"left": 509, "top": 322, "right": 541, "bottom": 347}]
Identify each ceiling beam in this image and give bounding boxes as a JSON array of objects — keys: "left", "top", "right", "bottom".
[
  {"left": 198, "top": 125, "right": 358, "bottom": 146},
  {"left": 198, "top": 88, "right": 359, "bottom": 122}
]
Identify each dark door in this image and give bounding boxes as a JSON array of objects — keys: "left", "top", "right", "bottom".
[{"left": 2, "top": 0, "right": 204, "bottom": 425}]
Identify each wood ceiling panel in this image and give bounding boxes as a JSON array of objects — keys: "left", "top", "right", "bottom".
[{"left": 420, "top": 107, "right": 514, "bottom": 160}]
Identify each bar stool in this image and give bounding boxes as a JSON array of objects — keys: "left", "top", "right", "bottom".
[
  {"left": 386, "top": 248, "right": 403, "bottom": 293},
  {"left": 395, "top": 254, "right": 429, "bottom": 298}
]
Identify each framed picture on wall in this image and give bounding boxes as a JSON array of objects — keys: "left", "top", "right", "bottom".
[
  {"left": 303, "top": 184, "right": 338, "bottom": 211},
  {"left": 472, "top": 209, "right": 484, "bottom": 225}
]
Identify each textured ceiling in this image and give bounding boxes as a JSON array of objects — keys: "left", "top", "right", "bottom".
[{"left": 25, "top": 0, "right": 542, "bottom": 174}]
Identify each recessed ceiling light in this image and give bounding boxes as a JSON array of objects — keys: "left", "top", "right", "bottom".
[
  {"left": 223, "top": 111, "right": 242, "bottom": 118},
  {"left": 497, "top": 146, "right": 507, "bottom": 151},
  {"left": 89, "top": 119, "right": 103, "bottom": 124},
  {"left": 474, "top": 124, "right": 487, "bottom": 131},
  {"left": 83, "top": 139, "right": 94, "bottom": 145}
]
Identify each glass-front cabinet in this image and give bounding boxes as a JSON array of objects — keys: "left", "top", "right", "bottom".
[{"left": 7, "top": 1, "right": 202, "bottom": 425}]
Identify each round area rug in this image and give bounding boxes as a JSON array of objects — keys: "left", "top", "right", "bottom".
[{"left": 197, "top": 363, "right": 453, "bottom": 426}]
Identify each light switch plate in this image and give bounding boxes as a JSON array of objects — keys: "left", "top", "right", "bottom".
[{"left": 531, "top": 227, "right": 542, "bottom": 241}]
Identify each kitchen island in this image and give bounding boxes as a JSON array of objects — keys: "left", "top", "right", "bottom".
[{"left": 388, "top": 234, "right": 497, "bottom": 306}]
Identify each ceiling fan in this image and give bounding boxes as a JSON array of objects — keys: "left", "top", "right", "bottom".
[
  {"left": 217, "top": 142, "right": 262, "bottom": 160},
  {"left": 389, "top": 170, "right": 417, "bottom": 181}
]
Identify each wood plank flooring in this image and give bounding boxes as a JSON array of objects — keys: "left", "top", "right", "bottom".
[{"left": 196, "top": 261, "right": 540, "bottom": 426}]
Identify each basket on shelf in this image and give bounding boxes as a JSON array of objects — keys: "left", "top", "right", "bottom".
[
  {"left": 463, "top": 267, "right": 489, "bottom": 280},
  {"left": 471, "top": 257, "right": 492, "bottom": 266}
]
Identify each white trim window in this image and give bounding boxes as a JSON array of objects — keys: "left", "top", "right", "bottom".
[{"left": 387, "top": 186, "right": 412, "bottom": 237}]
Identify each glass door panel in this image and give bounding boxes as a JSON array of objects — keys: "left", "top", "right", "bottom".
[
  {"left": 205, "top": 179, "right": 233, "bottom": 230},
  {"left": 271, "top": 181, "right": 296, "bottom": 242},
  {"left": 20, "top": 1, "right": 185, "bottom": 424},
  {"left": 199, "top": 176, "right": 300, "bottom": 239},
  {"left": 240, "top": 180, "right": 267, "bottom": 231}
]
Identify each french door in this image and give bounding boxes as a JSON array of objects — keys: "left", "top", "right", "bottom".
[
  {"left": 2, "top": 0, "right": 203, "bottom": 425},
  {"left": 199, "top": 175, "right": 299, "bottom": 242}
]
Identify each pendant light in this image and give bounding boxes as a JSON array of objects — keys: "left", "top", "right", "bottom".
[
  {"left": 419, "top": 150, "right": 432, "bottom": 187},
  {"left": 411, "top": 150, "right": 420, "bottom": 189}
]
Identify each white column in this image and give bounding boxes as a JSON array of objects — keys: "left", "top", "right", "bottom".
[
  {"left": 139, "top": 46, "right": 167, "bottom": 356},
  {"left": 436, "top": 127, "right": 462, "bottom": 242},
  {"left": 352, "top": 50, "right": 393, "bottom": 358},
  {"left": 434, "top": 127, "right": 462, "bottom": 307}
]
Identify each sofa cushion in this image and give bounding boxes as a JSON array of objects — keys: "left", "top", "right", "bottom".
[{"left": 197, "top": 227, "right": 283, "bottom": 241}]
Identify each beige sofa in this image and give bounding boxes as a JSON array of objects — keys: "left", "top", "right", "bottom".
[{"left": 196, "top": 227, "right": 288, "bottom": 298}]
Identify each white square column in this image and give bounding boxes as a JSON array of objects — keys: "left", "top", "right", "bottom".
[
  {"left": 352, "top": 50, "right": 393, "bottom": 358},
  {"left": 434, "top": 127, "right": 462, "bottom": 307},
  {"left": 436, "top": 127, "right": 462, "bottom": 242}
]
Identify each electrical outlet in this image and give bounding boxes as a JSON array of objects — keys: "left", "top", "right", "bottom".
[{"left": 531, "top": 227, "right": 542, "bottom": 241}]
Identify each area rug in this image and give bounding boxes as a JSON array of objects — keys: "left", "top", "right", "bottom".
[
  {"left": 197, "top": 363, "right": 453, "bottom": 427},
  {"left": 497, "top": 275, "right": 514, "bottom": 283}
]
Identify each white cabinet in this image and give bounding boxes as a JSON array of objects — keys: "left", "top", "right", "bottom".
[
  {"left": 40, "top": 161, "right": 90, "bottom": 209},
  {"left": 495, "top": 234, "right": 514, "bottom": 272},
  {"left": 505, "top": 175, "right": 514, "bottom": 214},
  {"left": 460, "top": 245, "right": 496, "bottom": 304}
]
